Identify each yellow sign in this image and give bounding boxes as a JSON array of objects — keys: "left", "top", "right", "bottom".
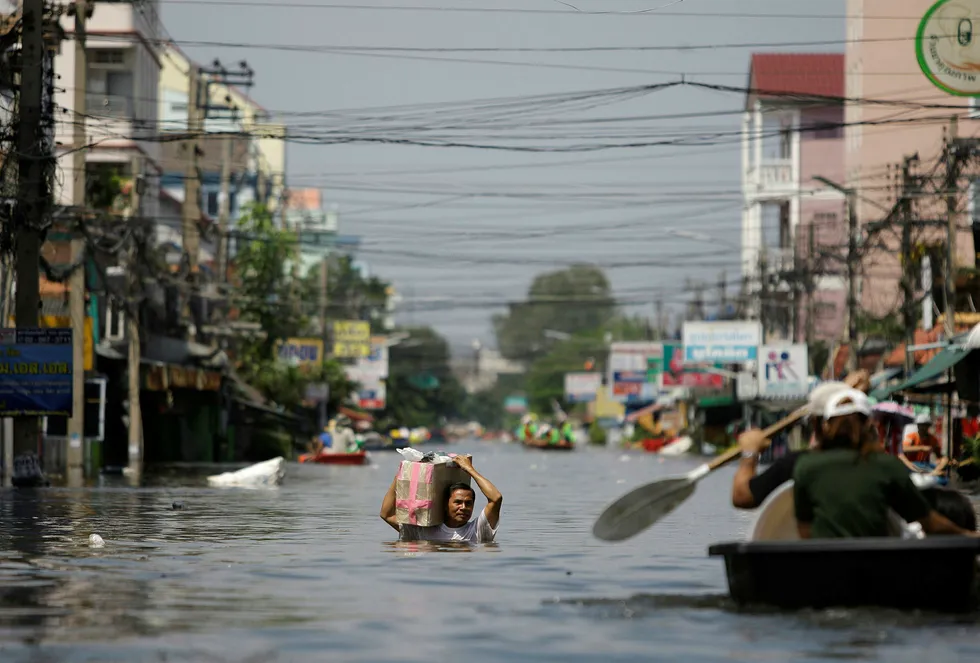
[
  {"left": 332, "top": 320, "right": 370, "bottom": 358},
  {"left": 278, "top": 337, "right": 324, "bottom": 367},
  {"left": 10, "top": 315, "right": 94, "bottom": 371}
]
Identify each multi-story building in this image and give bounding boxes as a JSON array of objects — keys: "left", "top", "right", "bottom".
[
  {"left": 741, "top": 52, "right": 847, "bottom": 343},
  {"left": 845, "top": 0, "right": 980, "bottom": 345}
]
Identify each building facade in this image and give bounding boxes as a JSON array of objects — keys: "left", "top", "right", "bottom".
[{"left": 741, "top": 53, "right": 848, "bottom": 343}]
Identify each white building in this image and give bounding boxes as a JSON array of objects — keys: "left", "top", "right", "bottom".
[{"left": 53, "top": 0, "right": 162, "bottom": 219}]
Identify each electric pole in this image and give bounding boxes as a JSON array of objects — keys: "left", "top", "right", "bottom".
[
  {"left": 900, "top": 156, "right": 917, "bottom": 377},
  {"left": 758, "top": 251, "right": 769, "bottom": 343},
  {"left": 127, "top": 155, "right": 144, "bottom": 479},
  {"left": 944, "top": 118, "right": 960, "bottom": 337},
  {"left": 182, "top": 64, "right": 203, "bottom": 284},
  {"left": 12, "top": 0, "right": 51, "bottom": 486},
  {"left": 66, "top": 0, "right": 89, "bottom": 483},
  {"left": 216, "top": 134, "right": 231, "bottom": 283},
  {"left": 845, "top": 192, "right": 858, "bottom": 372}
]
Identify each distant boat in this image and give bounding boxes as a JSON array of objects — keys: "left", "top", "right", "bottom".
[{"left": 298, "top": 451, "right": 370, "bottom": 466}]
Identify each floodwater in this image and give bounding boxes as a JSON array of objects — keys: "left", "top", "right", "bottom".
[{"left": 1, "top": 441, "right": 980, "bottom": 663}]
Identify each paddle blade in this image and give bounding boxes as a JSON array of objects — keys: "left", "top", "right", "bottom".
[{"left": 592, "top": 476, "right": 696, "bottom": 542}]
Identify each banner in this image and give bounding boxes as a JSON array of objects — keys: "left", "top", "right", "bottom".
[
  {"left": 357, "top": 380, "right": 386, "bottom": 410},
  {"left": 333, "top": 320, "right": 371, "bottom": 358},
  {"left": 682, "top": 321, "right": 761, "bottom": 363},
  {"left": 11, "top": 315, "right": 94, "bottom": 371},
  {"left": 0, "top": 328, "right": 73, "bottom": 416},
  {"left": 608, "top": 342, "right": 663, "bottom": 403},
  {"left": 278, "top": 338, "right": 324, "bottom": 368},
  {"left": 564, "top": 372, "right": 602, "bottom": 403},
  {"left": 662, "top": 342, "right": 724, "bottom": 389},
  {"left": 758, "top": 344, "right": 809, "bottom": 398},
  {"left": 345, "top": 337, "right": 389, "bottom": 410}
]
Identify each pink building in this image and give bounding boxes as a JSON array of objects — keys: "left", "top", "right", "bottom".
[
  {"left": 846, "top": 0, "right": 979, "bottom": 329},
  {"left": 742, "top": 53, "right": 847, "bottom": 343}
]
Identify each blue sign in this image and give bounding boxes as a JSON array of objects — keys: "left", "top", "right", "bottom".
[
  {"left": 682, "top": 322, "right": 761, "bottom": 364},
  {"left": 0, "top": 328, "right": 73, "bottom": 416}
]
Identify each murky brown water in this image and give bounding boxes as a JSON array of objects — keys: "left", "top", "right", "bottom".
[{"left": 1, "top": 440, "right": 979, "bottom": 662}]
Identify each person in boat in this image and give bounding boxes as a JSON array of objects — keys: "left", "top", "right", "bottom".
[
  {"left": 731, "top": 371, "right": 872, "bottom": 510},
  {"left": 792, "top": 389, "right": 978, "bottom": 539},
  {"left": 379, "top": 454, "right": 502, "bottom": 543},
  {"left": 559, "top": 418, "right": 575, "bottom": 445},
  {"left": 899, "top": 413, "right": 949, "bottom": 477},
  {"left": 328, "top": 415, "right": 357, "bottom": 453},
  {"left": 518, "top": 415, "right": 537, "bottom": 442},
  {"left": 310, "top": 425, "right": 333, "bottom": 456}
]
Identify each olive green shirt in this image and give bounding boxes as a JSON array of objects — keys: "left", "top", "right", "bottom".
[{"left": 793, "top": 449, "right": 931, "bottom": 538}]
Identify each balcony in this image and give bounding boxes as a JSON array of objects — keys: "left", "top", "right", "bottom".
[
  {"left": 745, "top": 159, "right": 796, "bottom": 199},
  {"left": 86, "top": 93, "right": 132, "bottom": 119}
]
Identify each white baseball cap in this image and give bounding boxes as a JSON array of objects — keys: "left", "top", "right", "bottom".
[
  {"left": 915, "top": 413, "right": 932, "bottom": 425},
  {"left": 824, "top": 388, "right": 872, "bottom": 420}
]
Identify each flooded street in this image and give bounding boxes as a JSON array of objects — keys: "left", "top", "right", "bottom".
[{"left": 2, "top": 441, "right": 980, "bottom": 662}]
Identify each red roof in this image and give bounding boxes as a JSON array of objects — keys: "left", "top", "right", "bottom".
[{"left": 749, "top": 53, "right": 845, "bottom": 101}]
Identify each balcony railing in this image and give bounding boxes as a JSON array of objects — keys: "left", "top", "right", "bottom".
[
  {"left": 86, "top": 93, "right": 132, "bottom": 119},
  {"left": 758, "top": 160, "right": 793, "bottom": 187}
]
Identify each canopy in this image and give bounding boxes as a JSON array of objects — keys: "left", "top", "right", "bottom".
[{"left": 870, "top": 347, "right": 972, "bottom": 400}]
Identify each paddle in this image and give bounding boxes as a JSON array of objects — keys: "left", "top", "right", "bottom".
[
  {"left": 591, "top": 377, "right": 867, "bottom": 543},
  {"left": 592, "top": 410, "right": 807, "bottom": 542}
]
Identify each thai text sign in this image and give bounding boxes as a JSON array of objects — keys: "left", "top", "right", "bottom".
[
  {"left": 662, "top": 342, "right": 724, "bottom": 389},
  {"left": 333, "top": 320, "right": 371, "bottom": 358},
  {"left": 916, "top": 0, "right": 980, "bottom": 97},
  {"left": 758, "top": 344, "right": 809, "bottom": 398},
  {"left": 278, "top": 338, "right": 324, "bottom": 367},
  {"left": 0, "top": 328, "right": 73, "bottom": 416},
  {"left": 564, "top": 372, "right": 602, "bottom": 403},
  {"left": 608, "top": 342, "right": 663, "bottom": 403},
  {"left": 682, "top": 321, "right": 761, "bottom": 363}
]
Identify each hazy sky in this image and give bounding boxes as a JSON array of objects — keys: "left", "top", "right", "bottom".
[{"left": 158, "top": 0, "right": 845, "bottom": 350}]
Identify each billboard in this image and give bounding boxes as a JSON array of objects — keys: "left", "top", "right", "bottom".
[
  {"left": 758, "top": 344, "right": 809, "bottom": 398},
  {"left": 608, "top": 342, "right": 663, "bottom": 403},
  {"left": 333, "top": 320, "right": 371, "bottom": 358},
  {"left": 345, "top": 336, "right": 390, "bottom": 410},
  {"left": 564, "top": 372, "right": 602, "bottom": 403},
  {"left": 682, "top": 321, "right": 762, "bottom": 364},
  {"left": 662, "top": 342, "right": 724, "bottom": 389},
  {"left": 278, "top": 338, "right": 324, "bottom": 368}
]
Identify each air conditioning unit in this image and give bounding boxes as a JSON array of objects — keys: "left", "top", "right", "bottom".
[{"left": 104, "top": 297, "right": 125, "bottom": 341}]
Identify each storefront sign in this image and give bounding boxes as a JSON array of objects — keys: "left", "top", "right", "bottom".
[
  {"left": 278, "top": 337, "right": 324, "bottom": 367},
  {"left": 608, "top": 342, "right": 664, "bottom": 403},
  {"left": 564, "top": 372, "right": 602, "bottom": 403},
  {"left": 333, "top": 320, "right": 371, "bottom": 358},
  {"left": 682, "top": 321, "right": 761, "bottom": 363},
  {"left": 758, "top": 344, "right": 809, "bottom": 398},
  {"left": 0, "top": 328, "right": 73, "bottom": 416}
]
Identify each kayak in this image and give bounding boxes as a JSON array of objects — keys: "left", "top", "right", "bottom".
[
  {"left": 711, "top": 481, "right": 980, "bottom": 611},
  {"left": 298, "top": 451, "right": 369, "bottom": 466}
]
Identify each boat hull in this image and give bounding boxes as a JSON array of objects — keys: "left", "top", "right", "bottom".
[
  {"left": 522, "top": 442, "right": 574, "bottom": 451},
  {"left": 709, "top": 537, "right": 980, "bottom": 612},
  {"left": 298, "top": 451, "right": 369, "bottom": 466}
]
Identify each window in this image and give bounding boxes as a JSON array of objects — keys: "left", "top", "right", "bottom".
[
  {"left": 91, "top": 49, "right": 124, "bottom": 65},
  {"left": 206, "top": 191, "right": 219, "bottom": 217}
]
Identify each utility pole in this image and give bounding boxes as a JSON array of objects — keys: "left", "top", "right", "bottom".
[
  {"left": 944, "top": 117, "right": 960, "bottom": 337},
  {"left": 11, "top": 0, "right": 50, "bottom": 486},
  {"left": 900, "top": 157, "right": 917, "bottom": 377},
  {"left": 319, "top": 254, "right": 329, "bottom": 429},
  {"left": 655, "top": 297, "right": 664, "bottom": 338},
  {"left": 758, "top": 251, "right": 769, "bottom": 343},
  {"left": 66, "top": 0, "right": 89, "bottom": 483},
  {"left": 805, "top": 223, "right": 816, "bottom": 369},
  {"left": 216, "top": 133, "right": 232, "bottom": 283},
  {"left": 126, "top": 155, "right": 144, "bottom": 479},
  {"left": 845, "top": 193, "right": 859, "bottom": 373},
  {"left": 182, "top": 64, "right": 203, "bottom": 292}
]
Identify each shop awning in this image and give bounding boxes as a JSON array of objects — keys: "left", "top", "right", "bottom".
[{"left": 871, "top": 347, "right": 972, "bottom": 399}]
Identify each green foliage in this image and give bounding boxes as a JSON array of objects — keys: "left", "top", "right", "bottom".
[
  {"left": 303, "top": 255, "right": 392, "bottom": 333},
  {"left": 238, "top": 356, "right": 354, "bottom": 413},
  {"left": 234, "top": 204, "right": 305, "bottom": 358},
  {"left": 856, "top": 310, "right": 908, "bottom": 343},
  {"left": 86, "top": 165, "right": 126, "bottom": 211},
  {"left": 493, "top": 263, "right": 616, "bottom": 363},
  {"left": 588, "top": 420, "right": 607, "bottom": 445},
  {"left": 382, "top": 326, "right": 466, "bottom": 428},
  {"left": 246, "top": 429, "right": 293, "bottom": 462}
]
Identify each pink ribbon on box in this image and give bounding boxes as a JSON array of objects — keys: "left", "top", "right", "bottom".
[{"left": 396, "top": 462, "right": 434, "bottom": 525}]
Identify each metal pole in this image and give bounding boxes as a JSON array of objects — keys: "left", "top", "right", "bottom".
[
  {"left": 127, "top": 156, "right": 144, "bottom": 478},
  {"left": 182, "top": 65, "right": 202, "bottom": 339},
  {"left": 845, "top": 194, "right": 858, "bottom": 373},
  {"left": 11, "top": 0, "right": 49, "bottom": 486},
  {"left": 900, "top": 158, "right": 916, "bottom": 378}
]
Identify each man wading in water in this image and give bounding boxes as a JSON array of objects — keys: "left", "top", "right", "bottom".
[{"left": 379, "top": 455, "right": 502, "bottom": 543}]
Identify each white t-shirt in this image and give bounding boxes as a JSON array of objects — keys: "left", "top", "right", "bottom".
[{"left": 399, "top": 510, "right": 497, "bottom": 543}]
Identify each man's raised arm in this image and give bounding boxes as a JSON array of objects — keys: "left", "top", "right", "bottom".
[
  {"left": 454, "top": 455, "right": 502, "bottom": 528},
  {"left": 379, "top": 474, "right": 401, "bottom": 531}
]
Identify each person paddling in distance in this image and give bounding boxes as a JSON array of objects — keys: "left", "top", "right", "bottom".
[
  {"left": 732, "top": 370, "right": 872, "bottom": 510},
  {"left": 380, "top": 455, "right": 502, "bottom": 543},
  {"left": 793, "top": 389, "right": 978, "bottom": 539}
]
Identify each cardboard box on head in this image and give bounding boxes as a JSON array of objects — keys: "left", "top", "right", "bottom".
[{"left": 394, "top": 460, "right": 471, "bottom": 527}]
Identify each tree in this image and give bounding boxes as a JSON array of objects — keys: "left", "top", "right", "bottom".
[
  {"left": 382, "top": 326, "right": 465, "bottom": 427},
  {"left": 233, "top": 204, "right": 305, "bottom": 358},
  {"left": 302, "top": 254, "right": 391, "bottom": 333},
  {"left": 493, "top": 263, "right": 616, "bottom": 363}
]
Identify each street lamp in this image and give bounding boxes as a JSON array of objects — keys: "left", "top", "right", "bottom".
[{"left": 812, "top": 176, "right": 859, "bottom": 371}]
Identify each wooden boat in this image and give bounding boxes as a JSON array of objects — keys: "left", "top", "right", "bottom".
[
  {"left": 298, "top": 451, "right": 369, "bottom": 466},
  {"left": 710, "top": 481, "right": 980, "bottom": 612},
  {"left": 207, "top": 457, "right": 285, "bottom": 488},
  {"left": 522, "top": 440, "right": 574, "bottom": 451}
]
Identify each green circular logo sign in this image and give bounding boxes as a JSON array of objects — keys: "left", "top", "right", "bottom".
[{"left": 916, "top": 0, "right": 980, "bottom": 96}]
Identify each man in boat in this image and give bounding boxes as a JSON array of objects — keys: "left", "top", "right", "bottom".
[
  {"left": 731, "top": 371, "right": 872, "bottom": 510},
  {"left": 792, "top": 389, "right": 977, "bottom": 539},
  {"left": 559, "top": 417, "right": 575, "bottom": 445},
  {"left": 898, "top": 413, "right": 949, "bottom": 477},
  {"left": 379, "top": 455, "right": 502, "bottom": 543},
  {"left": 329, "top": 415, "right": 357, "bottom": 453}
]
